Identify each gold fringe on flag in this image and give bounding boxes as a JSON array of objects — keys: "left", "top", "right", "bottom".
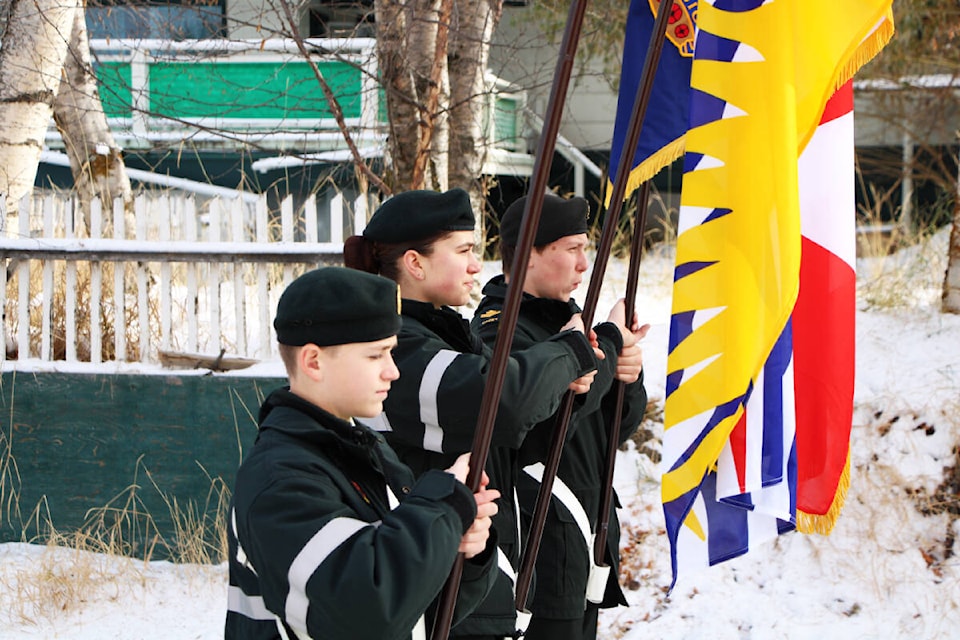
[
  {"left": 604, "top": 137, "right": 685, "bottom": 208},
  {"left": 796, "top": 452, "right": 851, "bottom": 535},
  {"left": 834, "top": 8, "right": 896, "bottom": 92}
]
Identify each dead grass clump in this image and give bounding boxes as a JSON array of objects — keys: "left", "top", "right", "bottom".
[
  {"left": 0, "top": 389, "right": 23, "bottom": 529},
  {"left": 0, "top": 539, "right": 139, "bottom": 626},
  {"left": 142, "top": 462, "right": 232, "bottom": 566},
  {"left": 60, "top": 457, "right": 233, "bottom": 566},
  {"left": 625, "top": 398, "right": 663, "bottom": 465},
  {"left": 5, "top": 258, "right": 153, "bottom": 362},
  {"left": 0, "top": 431, "right": 232, "bottom": 626},
  {"left": 856, "top": 210, "right": 950, "bottom": 310}
]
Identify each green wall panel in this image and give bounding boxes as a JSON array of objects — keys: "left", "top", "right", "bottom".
[
  {"left": 147, "top": 60, "right": 362, "bottom": 120},
  {"left": 0, "top": 372, "right": 285, "bottom": 558},
  {"left": 96, "top": 62, "right": 134, "bottom": 118},
  {"left": 494, "top": 96, "right": 518, "bottom": 147}
]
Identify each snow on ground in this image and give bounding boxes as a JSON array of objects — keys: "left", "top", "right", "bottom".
[{"left": 1, "top": 235, "right": 958, "bottom": 639}]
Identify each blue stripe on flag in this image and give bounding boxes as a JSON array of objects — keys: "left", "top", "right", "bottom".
[
  {"left": 674, "top": 260, "right": 716, "bottom": 282},
  {"left": 667, "top": 396, "right": 744, "bottom": 474},
  {"left": 668, "top": 310, "right": 696, "bottom": 352},
  {"left": 693, "top": 31, "right": 742, "bottom": 63},
  {"left": 701, "top": 472, "right": 750, "bottom": 566},
  {"left": 689, "top": 89, "right": 728, "bottom": 130},
  {"left": 714, "top": 0, "right": 767, "bottom": 11},
  {"left": 760, "top": 319, "right": 792, "bottom": 485}
]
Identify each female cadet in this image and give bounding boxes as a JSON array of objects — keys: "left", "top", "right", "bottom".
[{"left": 343, "top": 188, "right": 616, "bottom": 640}]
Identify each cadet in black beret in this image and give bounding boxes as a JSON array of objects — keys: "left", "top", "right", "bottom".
[
  {"left": 344, "top": 187, "right": 603, "bottom": 639},
  {"left": 363, "top": 188, "right": 475, "bottom": 244},
  {"left": 499, "top": 192, "right": 589, "bottom": 249},
  {"left": 226, "top": 264, "right": 501, "bottom": 639},
  {"left": 343, "top": 188, "right": 476, "bottom": 280},
  {"left": 473, "top": 193, "right": 647, "bottom": 640},
  {"left": 273, "top": 266, "right": 402, "bottom": 347}
]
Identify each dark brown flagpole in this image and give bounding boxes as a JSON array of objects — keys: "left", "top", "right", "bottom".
[
  {"left": 429, "top": 0, "right": 592, "bottom": 637},
  {"left": 594, "top": 179, "right": 651, "bottom": 567},
  {"left": 514, "top": 0, "right": 677, "bottom": 612}
]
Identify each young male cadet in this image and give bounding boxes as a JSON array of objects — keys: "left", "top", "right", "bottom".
[
  {"left": 472, "top": 194, "right": 648, "bottom": 640},
  {"left": 226, "top": 266, "right": 500, "bottom": 640}
]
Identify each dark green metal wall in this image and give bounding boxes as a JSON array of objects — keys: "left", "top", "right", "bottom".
[{"left": 0, "top": 371, "right": 285, "bottom": 556}]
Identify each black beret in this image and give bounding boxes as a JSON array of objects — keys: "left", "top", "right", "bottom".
[
  {"left": 499, "top": 193, "right": 589, "bottom": 247},
  {"left": 274, "top": 267, "right": 402, "bottom": 347},
  {"left": 363, "top": 188, "right": 475, "bottom": 244}
]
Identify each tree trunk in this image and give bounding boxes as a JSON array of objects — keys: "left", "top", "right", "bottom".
[
  {"left": 376, "top": 0, "right": 449, "bottom": 192},
  {"left": 449, "top": 0, "right": 501, "bottom": 227},
  {"left": 53, "top": 7, "right": 132, "bottom": 233},
  {"left": 942, "top": 161, "right": 960, "bottom": 313},
  {"left": 411, "top": 0, "right": 453, "bottom": 192},
  {"left": 0, "top": 0, "right": 79, "bottom": 216},
  {"left": 376, "top": 0, "right": 417, "bottom": 190}
]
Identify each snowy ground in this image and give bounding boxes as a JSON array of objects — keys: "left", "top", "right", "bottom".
[{"left": 1, "top": 234, "right": 958, "bottom": 639}]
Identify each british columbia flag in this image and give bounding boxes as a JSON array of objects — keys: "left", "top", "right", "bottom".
[{"left": 609, "top": 0, "right": 895, "bottom": 587}]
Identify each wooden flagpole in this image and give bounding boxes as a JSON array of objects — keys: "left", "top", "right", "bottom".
[
  {"left": 594, "top": 179, "right": 650, "bottom": 566},
  {"left": 429, "top": 0, "right": 592, "bottom": 636},
  {"left": 514, "top": 0, "right": 676, "bottom": 611}
]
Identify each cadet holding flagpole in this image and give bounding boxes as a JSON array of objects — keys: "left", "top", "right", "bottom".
[{"left": 343, "top": 188, "right": 603, "bottom": 640}]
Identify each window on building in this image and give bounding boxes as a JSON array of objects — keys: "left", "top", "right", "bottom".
[
  {"left": 87, "top": 0, "right": 226, "bottom": 40},
  {"left": 308, "top": 0, "right": 374, "bottom": 38}
]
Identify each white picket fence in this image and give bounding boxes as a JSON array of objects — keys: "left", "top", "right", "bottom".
[{"left": 0, "top": 191, "right": 375, "bottom": 367}]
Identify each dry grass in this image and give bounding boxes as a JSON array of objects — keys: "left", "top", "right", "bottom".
[
  {"left": 4, "top": 250, "right": 154, "bottom": 362},
  {"left": 0, "top": 387, "right": 23, "bottom": 530},
  {"left": 9, "top": 455, "right": 232, "bottom": 566},
  {"left": 856, "top": 197, "right": 952, "bottom": 310},
  {"left": 0, "top": 392, "right": 233, "bottom": 625}
]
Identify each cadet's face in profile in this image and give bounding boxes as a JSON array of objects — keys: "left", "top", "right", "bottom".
[
  {"left": 419, "top": 230, "right": 481, "bottom": 307},
  {"left": 317, "top": 336, "right": 400, "bottom": 419},
  {"left": 525, "top": 233, "right": 589, "bottom": 302}
]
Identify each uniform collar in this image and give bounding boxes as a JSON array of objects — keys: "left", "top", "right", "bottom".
[{"left": 258, "top": 387, "right": 381, "bottom": 450}]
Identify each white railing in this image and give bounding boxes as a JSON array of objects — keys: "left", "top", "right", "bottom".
[{"left": 0, "top": 190, "right": 373, "bottom": 368}]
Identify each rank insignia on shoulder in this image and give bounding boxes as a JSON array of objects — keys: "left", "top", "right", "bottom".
[{"left": 479, "top": 309, "right": 501, "bottom": 326}]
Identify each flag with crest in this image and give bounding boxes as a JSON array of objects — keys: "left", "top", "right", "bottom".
[
  {"left": 606, "top": 0, "right": 697, "bottom": 204},
  {"left": 657, "top": 0, "right": 895, "bottom": 587}
]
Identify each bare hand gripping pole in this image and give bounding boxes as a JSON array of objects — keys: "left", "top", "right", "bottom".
[
  {"left": 429, "top": 0, "right": 592, "bottom": 637},
  {"left": 514, "top": 0, "right": 677, "bottom": 612}
]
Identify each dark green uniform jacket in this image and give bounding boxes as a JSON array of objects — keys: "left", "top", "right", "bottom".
[
  {"left": 472, "top": 276, "right": 648, "bottom": 620},
  {"left": 360, "top": 299, "right": 597, "bottom": 638},
  {"left": 226, "top": 388, "right": 498, "bottom": 640}
]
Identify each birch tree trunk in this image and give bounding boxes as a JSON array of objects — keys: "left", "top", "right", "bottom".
[
  {"left": 942, "top": 161, "right": 960, "bottom": 313},
  {"left": 376, "top": 0, "right": 449, "bottom": 191},
  {"left": 449, "top": 0, "right": 501, "bottom": 224},
  {"left": 54, "top": 8, "right": 132, "bottom": 232},
  {"left": 0, "top": 0, "right": 79, "bottom": 216},
  {"left": 376, "top": 0, "right": 416, "bottom": 190}
]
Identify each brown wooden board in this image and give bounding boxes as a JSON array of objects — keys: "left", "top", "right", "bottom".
[{"left": 0, "top": 371, "right": 285, "bottom": 559}]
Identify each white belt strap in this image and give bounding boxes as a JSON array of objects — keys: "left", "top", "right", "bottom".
[
  {"left": 521, "top": 463, "right": 610, "bottom": 605},
  {"left": 522, "top": 463, "right": 593, "bottom": 549}
]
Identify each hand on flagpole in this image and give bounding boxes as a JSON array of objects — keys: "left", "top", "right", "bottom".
[
  {"left": 616, "top": 321, "right": 649, "bottom": 384},
  {"left": 446, "top": 454, "right": 501, "bottom": 559}
]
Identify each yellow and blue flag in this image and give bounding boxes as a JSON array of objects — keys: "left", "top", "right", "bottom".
[{"left": 658, "top": 0, "right": 894, "bottom": 587}]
